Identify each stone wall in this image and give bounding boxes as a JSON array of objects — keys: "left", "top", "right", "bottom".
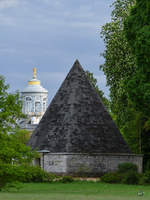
[{"left": 41, "top": 153, "right": 143, "bottom": 175}]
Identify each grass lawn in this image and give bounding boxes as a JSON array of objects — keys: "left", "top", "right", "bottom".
[{"left": 0, "top": 182, "right": 150, "bottom": 200}]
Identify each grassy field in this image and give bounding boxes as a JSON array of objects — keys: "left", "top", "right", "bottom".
[{"left": 0, "top": 182, "right": 150, "bottom": 200}]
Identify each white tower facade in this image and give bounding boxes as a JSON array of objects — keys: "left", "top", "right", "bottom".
[{"left": 21, "top": 68, "right": 48, "bottom": 128}]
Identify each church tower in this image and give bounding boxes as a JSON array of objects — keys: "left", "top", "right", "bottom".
[{"left": 20, "top": 68, "right": 48, "bottom": 130}]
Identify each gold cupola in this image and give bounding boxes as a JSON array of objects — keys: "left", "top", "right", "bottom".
[
  {"left": 22, "top": 67, "right": 48, "bottom": 93},
  {"left": 28, "top": 68, "right": 41, "bottom": 85}
]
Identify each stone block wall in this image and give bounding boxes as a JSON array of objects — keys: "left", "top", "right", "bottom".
[{"left": 40, "top": 153, "right": 143, "bottom": 175}]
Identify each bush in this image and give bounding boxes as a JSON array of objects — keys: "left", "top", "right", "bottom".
[
  {"left": 0, "top": 163, "right": 18, "bottom": 189},
  {"left": 0, "top": 163, "right": 56, "bottom": 189},
  {"left": 15, "top": 165, "right": 56, "bottom": 183},
  {"left": 61, "top": 176, "right": 74, "bottom": 183},
  {"left": 100, "top": 163, "right": 140, "bottom": 185},
  {"left": 101, "top": 172, "right": 122, "bottom": 184},
  {"left": 141, "top": 171, "right": 150, "bottom": 184},
  {"left": 121, "top": 171, "right": 140, "bottom": 185},
  {"left": 118, "top": 163, "right": 138, "bottom": 174}
]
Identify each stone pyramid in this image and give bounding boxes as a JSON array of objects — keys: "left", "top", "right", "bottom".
[{"left": 28, "top": 60, "right": 131, "bottom": 153}]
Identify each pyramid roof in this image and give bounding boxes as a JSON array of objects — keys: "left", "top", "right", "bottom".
[{"left": 28, "top": 60, "right": 131, "bottom": 153}]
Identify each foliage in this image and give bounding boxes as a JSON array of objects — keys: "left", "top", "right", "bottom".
[
  {"left": 124, "top": 0, "right": 150, "bottom": 118},
  {"left": 100, "top": 0, "right": 137, "bottom": 131},
  {"left": 15, "top": 165, "right": 56, "bottom": 183},
  {"left": 100, "top": 172, "right": 122, "bottom": 183},
  {"left": 0, "top": 76, "right": 37, "bottom": 189},
  {"left": 122, "top": 171, "right": 140, "bottom": 185},
  {"left": 100, "top": 0, "right": 136, "bottom": 116},
  {"left": 0, "top": 163, "right": 56, "bottom": 188},
  {"left": 85, "top": 70, "right": 110, "bottom": 110},
  {"left": 0, "top": 133, "right": 35, "bottom": 168},
  {"left": 61, "top": 176, "right": 74, "bottom": 183},
  {"left": 0, "top": 149, "right": 37, "bottom": 188},
  {"left": 101, "top": 163, "right": 140, "bottom": 185},
  {"left": 118, "top": 162, "right": 138, "bottom": 173},
  {"left": 11, "top": 129, "right": 31, "bottom": 145},
  {"left": 0, "top": 76, "right": 24, "bottom": 133},
  {"left": 101, "top": 171, "right": 140, "bottom": 185},
  {"left": 100, "top": 0, "right": 150, "bottom": 157},
  {"left": 141, "top": 171, "right": 150, "bottom": 184}
]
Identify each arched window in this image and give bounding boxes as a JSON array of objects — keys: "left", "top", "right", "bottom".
[
  {"left": 43, "top": 102, "right": 46, "bottom": 112},
  {"left": 35, "top": 102, "right": 41, "bottom": 113},
  {"left": 25, "top": 96, "right": 33, "bottom": 113},
  {"left": 26, "top": 97, "right": 32, "bottom": 101}
]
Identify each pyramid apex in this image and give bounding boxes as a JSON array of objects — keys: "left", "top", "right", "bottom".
[
  {"left": 71, "top": 59, "right": 84, "bottom": 72},
  {"left": 74, "top": 59, "right": 80, "bottom": 64}
]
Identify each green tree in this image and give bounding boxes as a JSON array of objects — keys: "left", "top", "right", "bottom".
[
  {"left": 124, "top": 0, "right": 150, "bottom": 118},
  {"left": 85, "top": 70, "right": 110, "bottom": 110},
  {"left": 99, "top": 0, "right": 147, "bottom": 154},
  {"left": 0, "top": 76, "right": 36, "bottom": 188},
  {"left": 124, "top": 0, "right": 150, "bottom": 169},
  {"left": 100, "top": 0, "right": 136, "bottom": 126},
  {"left": 0, "top": 76, "right": 24, "bottom": 133},
  {"left": 12, "top": 129, "right": 31, "bottom": 145}
]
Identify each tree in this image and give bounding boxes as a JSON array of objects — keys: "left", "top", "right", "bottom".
[
  {"left": 124, "top": 0, "right": 150, "bottom": 169},
  {"left": 12, "top": 129, "right": 31, "bottom": 145},
  {"left": 0, "top": 76, "right": 36, "bottom": 188},
  {"left": 99, "top": 0, "right": 147, "bottom": 154},
  {"left": 100, "top": 0, "right": 136, "bottom": 123},
  {"left": 85, "top": 70, "right": 110, "bottom": 110},
  {"left": 124, "top": 0, "right": 150, "bottom": 118},
  {"left": 100, "top": 0, "right": 136, "bottom": 125},
  {"left": 0, "top": 75, "right": 24, "bottom": 134}
]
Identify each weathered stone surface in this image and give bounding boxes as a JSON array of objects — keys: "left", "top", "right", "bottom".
[
  {"left": 28, "top": 60, "right": 131, "bottom": 153},
  {"left": 43, "top": 153, "right": 143, "bottom": 175}
]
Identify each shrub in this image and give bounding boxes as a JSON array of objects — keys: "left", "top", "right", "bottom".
[
  {"left": 141, "top": 171, "right": 150, "bottom": 184},
  {"left": 118, "top": 163, "right": 138, "bottom": 174},
  {"left": 101, "top": 172, "right": 122, "bottom": 184},
  {"left": 61, "top": 176, "right": 74, "bottom": 183},
  {"left": 16, "top": 165, "right": 56, "bottom": 183},
  {"left": 0, "top": 163, "right": 18, "bottom": 189},
  {"left": 100, "top": 163, "right": 140, "bottom": 185},
  {"left": 0, "top": 163, "right": 56, "bottom": 189},
  {"left": 121, "top": 171, "right": 140, "bottom": 185}
]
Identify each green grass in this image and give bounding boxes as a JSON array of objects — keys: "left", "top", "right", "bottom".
[{"left": 0, "top": 182, "right": 150, "bottom": 200}]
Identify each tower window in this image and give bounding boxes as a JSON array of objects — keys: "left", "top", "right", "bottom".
[
  {"left": 26, "top": 97, "right": 32, "bottom": 101},
  {"left": 35, "top": 102, "right": 41, "bottom": 113},
  {"left": 43, "top": 102, "right": 46, "bottom": 112},
  {"left": 25, "top": 96, "right": 33, "bottom": 113}
]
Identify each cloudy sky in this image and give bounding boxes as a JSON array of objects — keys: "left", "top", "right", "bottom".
[{"left": 0, "top": 0, "right": 113, "bottom": 102}]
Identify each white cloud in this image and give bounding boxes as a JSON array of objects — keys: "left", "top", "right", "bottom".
[{"left": 0, "top": 0, "right": 19, "bottom": 9}]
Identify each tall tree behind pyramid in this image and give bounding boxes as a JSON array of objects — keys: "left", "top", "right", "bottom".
[{"left": 28, "top": 60, "right": 131, "bottom": 153}]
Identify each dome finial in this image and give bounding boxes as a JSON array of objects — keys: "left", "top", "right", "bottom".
[{"left": 33, "top": 67, "right": 37, "bottom": 79}]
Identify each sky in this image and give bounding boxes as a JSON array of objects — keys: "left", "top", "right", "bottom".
[{"left": 0, "top": 0, "right": 114, "bottom": 103}]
